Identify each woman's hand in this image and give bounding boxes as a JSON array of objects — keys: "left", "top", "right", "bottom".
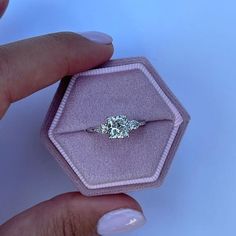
[{"left": 0, "top": 1, "right": 146, "bottom": 235}]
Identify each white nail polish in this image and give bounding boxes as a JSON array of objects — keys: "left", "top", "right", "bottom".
[
  {"left": 97, "top": 208, "right": 146, "bottom": 236},
  {"left": 81, "top": 31, "right": 113, "bottom": 45}
]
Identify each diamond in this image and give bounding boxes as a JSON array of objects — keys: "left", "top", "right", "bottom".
[
  {"left": 102, "top": 115, "right": 130, "bottom": 139},
  {"left": 100, "top": 124, "right": 109, "bottom": 134},
  {"left": 95, "top": 115, "right": 144, "bottom": 139},
  {"left": 128, "top": 120, "right": 141, "bottom": 130}
]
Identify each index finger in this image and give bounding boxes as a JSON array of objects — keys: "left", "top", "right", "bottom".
[{"left": 0, "top": 32, "right": 113, "bottom": 118}]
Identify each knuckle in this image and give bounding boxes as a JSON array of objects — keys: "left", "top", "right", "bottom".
[
  {"left": 44, "top": 32, "right": 84, "bottom": 75},
  {"left": 50, "top": 193, "right": 97, "bottom": 235},
  {"left": 61, "top": 207, "right": 81, "bottom": 236}
]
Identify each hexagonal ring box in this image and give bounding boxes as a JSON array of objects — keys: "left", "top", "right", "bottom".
[{"left": 41, "top": 57, "right": 190, "bottom": 196}]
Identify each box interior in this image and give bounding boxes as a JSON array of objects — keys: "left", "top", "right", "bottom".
[{"left": 48, "top": 63, "right": 183, "bottom": 190}]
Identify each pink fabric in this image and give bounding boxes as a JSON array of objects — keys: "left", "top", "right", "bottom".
[{"left": 41, "top": 57, "right": 190, "bottom": 196}]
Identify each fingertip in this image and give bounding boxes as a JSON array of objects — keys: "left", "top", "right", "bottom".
[
  {"left": 97, "top": 208, "right": 146, "bottom": 236},
  {"left": 51, "top": 192, "right": 145, "bottom": 235},
  {"left": 50, "top": 192, "right": 142, "bottom": 214},
  {"left": 95, "top": 194, "right": 146, "bottom": 235},
  {"left": 80, "top": 31, "right": 113, "bottom": 45},
  {"left": 0, "top": 192, "right": 145, "bottom": 236}
]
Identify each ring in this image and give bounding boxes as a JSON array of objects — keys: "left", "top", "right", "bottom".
[{"left": 86, "top": 115, "right": 146, "bottom": 139}]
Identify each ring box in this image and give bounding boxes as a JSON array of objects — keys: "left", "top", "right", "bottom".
[{"left": 41, "top": 57, "right": 190, "bottom": 196}]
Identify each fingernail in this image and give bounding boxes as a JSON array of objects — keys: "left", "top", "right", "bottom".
[
  {"left": 81, "top": 31, "right": 113, "bottom": 45},
  {"left": 97, "top": 208, "right": 146, "bottom": 235}
]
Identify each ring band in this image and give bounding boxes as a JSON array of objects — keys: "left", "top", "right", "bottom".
[{"left": 86, "top": 115, "right": 146, "bottom": 139}]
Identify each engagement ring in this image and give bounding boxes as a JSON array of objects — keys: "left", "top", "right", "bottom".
[{"left": 86, "top": 115, "right": 146, "bottom": 139}]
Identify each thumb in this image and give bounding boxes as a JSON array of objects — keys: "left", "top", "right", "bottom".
[{"left": 0, "top": 192, "right": 146, "bottom": 236}]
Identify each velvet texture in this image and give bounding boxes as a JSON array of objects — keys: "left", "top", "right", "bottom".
[{"left": 41, "top": 57, "right": 190, "bottom": 196}]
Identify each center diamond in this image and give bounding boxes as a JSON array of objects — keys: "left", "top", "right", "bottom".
[
  {"left": 101, "top": 115, "right": 131, "bottom": 139},
  {"left": 98, "top": 115, "right": 143, "bottom": 139}
]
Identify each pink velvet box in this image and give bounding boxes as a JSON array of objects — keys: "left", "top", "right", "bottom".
[{"left": 41, "top": 57, "right": 190, "bottom": 196}]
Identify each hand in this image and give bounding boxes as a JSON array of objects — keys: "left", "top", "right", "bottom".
[{"left": 0, "top": 1, "right": 146, "bottom": 235}]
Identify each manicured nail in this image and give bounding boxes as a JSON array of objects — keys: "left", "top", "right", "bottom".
[
  {"left": 97, "top": 208, "right": 146, "bottom": 235},
  {"left": 81, "top": 31, "right": 113, "bottom": 45}
]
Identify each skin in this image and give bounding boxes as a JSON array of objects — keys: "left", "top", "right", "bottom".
[{"left": 0, "top": 1, "right": 143, "bottom": 235}]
